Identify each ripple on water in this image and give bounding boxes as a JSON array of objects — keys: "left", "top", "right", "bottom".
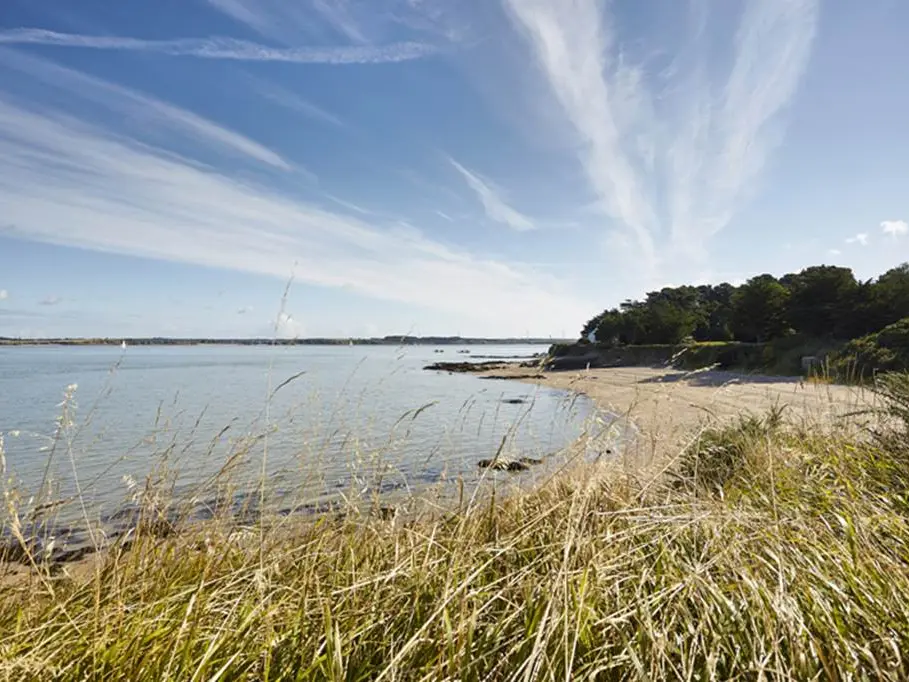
[{"left": 0, "top": 345, "right": 608, "bottom": 545}]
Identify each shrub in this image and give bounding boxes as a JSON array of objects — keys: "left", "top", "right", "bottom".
[{"left": 831, "top": 317, "right": 909, "bottom": 379}]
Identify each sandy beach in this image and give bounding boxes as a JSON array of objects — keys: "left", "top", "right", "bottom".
[{"left": 483, "top": 365, "right": 876, "bottom": 465}]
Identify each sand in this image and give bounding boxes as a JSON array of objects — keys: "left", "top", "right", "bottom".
[{"left": 482, "top": 366, "right": 878, "bottom": 466}]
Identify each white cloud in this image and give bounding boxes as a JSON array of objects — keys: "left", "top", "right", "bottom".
[
  {"left": 250, "top": 78, "right": 346, "bottom": 128},
  {"left": 207, "top": 0, "right": 324, "bottom": 43},
  {"left": 449, "top": 159, "right": 534, "bottom": 231},
  {"left": 845, "top": 233, "right": 869, "bottom": 246},
  {"left": 311, "top": 0, "right": 370, "bottom": 43},
  {"left": 207, "top": 0, "right": 438, "bottom": 46},
  {"left": 0, "top": 28, "right": 435, "bottom": 65},
  {"left": 0, "top": 289, "right": 7, "bottom": 300},
  {"left": 39, "top": 296, "right": 62, "bottom": 306},
  {"left": 827, "top": 248, "right": 841, "bottom": 257},
  {"left": 501, "top": 0, "right": 819, "bottom": 278},
  {"left": 882, "top": 219, "right": 908, "bottom": 238},
  {"left": 0, "top": 98, "right": 590, "bottom": 335},
  {"left": 1, "top": 49, "right": 292, "bottom": 171}
]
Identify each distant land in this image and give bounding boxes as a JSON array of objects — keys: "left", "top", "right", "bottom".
[{"left": 0, "top": 336, "right": 569, "bottom": 347}]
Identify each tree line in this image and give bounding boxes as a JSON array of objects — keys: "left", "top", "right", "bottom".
[{"left": 582, "top": 263, "right": 909, "bottom": 346}]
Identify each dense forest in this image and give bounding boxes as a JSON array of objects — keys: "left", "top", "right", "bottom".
[
  {"left": 583, "top": 264, "right": 909, "bottom": 345},
  {"left": 579, "top": 263, "right": 909, "bottom": 375}
]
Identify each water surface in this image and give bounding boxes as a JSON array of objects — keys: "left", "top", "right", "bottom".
[{"left": 0, "top": 344, "right": 598, "bottom": 531}]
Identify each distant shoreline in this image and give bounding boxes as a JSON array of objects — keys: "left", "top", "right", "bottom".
[{"left": 0, "top": 336, "right": 568, "bottom": 347}]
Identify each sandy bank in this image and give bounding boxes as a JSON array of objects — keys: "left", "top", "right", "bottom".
[{"left": 482, "top": 366, "right": 876, "bottom": 465}]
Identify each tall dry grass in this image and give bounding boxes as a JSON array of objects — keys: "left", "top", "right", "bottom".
[{"left": 1, "top": 370, "right": 909, "bottom": 679}]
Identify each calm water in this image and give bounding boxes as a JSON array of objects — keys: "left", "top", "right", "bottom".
[{"left": 0, "top": 344, "right": 601, "bottom": 531}]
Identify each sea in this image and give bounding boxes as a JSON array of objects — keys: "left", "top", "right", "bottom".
[{"left": 0, "top": 344, "right": 609, "bottom": 542}]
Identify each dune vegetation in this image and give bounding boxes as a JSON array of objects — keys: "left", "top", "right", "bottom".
[{"left": 2, "top": 370, "right": 909, "bottom": 680}]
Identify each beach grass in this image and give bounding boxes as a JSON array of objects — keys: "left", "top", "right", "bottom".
[{"left": 2, "top": 375, "right": 909, "bottom": 680}]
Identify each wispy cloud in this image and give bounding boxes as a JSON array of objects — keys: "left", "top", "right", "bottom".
[
  {"left": 0, "top": 28, "right": 436, "bottom": 65},
  {"left": 501, "top": 0, "right": 656, "bottom": 265},
  {"left": 502, "top": 0, "right": 819, "bottom": 278},
  {"left": 449, "top": 159, "right": 534, "bottom": 232},
  {"left": 249, "top": 77, "right": 345, "bottom": 128},
  {"left": 0, "top": 97, "right": 589, "bottom": 334},
  {"left": 206, "top": 0, "right": 322, "bottom": 42},
  {"left": 311, "top": 0, "right": 370, "bottom": 43},
  {"left": 39, "top": 296, "right": 62, "bottom": 306},
  {"left": 846, "top": 232, "right": 869, "bottom": 246},
  {"left": 882, "top": 219, "right": 908, "bottom": 238},
  {"left": 0, "top": 48, "right": 292, "bottom": 171},
  {"left": 827, "top": 248, "right": 841, "bottom": 257},
  {"left": 237, "top": 306, "right": 254, "bottom": 315},
  {"left": 207, "top": 0, "right": 436, "bottom": 46},
  {"left": 0, "top": 289, "right": 8, "bottom": 301}
]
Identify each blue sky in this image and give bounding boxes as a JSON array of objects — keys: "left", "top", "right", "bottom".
[{"left": 0, "top": 0, "right": 907, "bottom": 339}]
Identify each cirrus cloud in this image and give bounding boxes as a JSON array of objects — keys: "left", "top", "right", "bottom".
[
  {"left": 0, "top": 91, "right": 591, "bottom": 336},
  {"left": 0, "top": 28, "right": 437, "bottom": 65},
  {"left": 449, "top": 158, "right": 535, "bottom": 232},
  {"left": 501, "top": 0, "right": 819, "bottom": 283}
]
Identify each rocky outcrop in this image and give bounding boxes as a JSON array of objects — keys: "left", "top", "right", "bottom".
[
  {"left": 544, "top": 354, "right": 605, "bottom": 371},
  {"left": 477, "top": 456, "right": 544, "bottom": 472},
  {"left": 423, "top": 361, "right": 510, "bottom": 373}
]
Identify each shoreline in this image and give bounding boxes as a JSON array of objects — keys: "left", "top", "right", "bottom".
[
  {"left": 2, "top": 363, "right": 869, "bottom": 578},
  {"left": 476, "top": 364, "right": 874, "bottom": 462}
]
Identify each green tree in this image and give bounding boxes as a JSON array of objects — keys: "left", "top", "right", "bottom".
[
  {"left": 641, "top": 299, "right": 697, "bottom": 344},
  {"left": 873, "top": 263, "right": 909, "bottom": 327},
  {"left": 580, "top": 313, "right": 605, "bottom": 340},
  {"left": 731, "top": 275, "right": 790, "bottom": 342},
  {"left": 786, "top": 266, "right": 859, "bottom": 338},
  {"left": 693, "top": 283, "right": 735, "bottom": 341},
  {"left": 590, "top": 309, "right": 621, "bottom": 345}
]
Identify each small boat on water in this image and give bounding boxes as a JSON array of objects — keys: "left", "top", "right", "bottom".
[{"left": 121, "top": 340, "right": 127, "bottom": 349}]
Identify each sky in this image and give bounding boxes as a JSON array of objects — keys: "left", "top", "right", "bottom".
[{"left": 0, "top": 0, "right": 907, "bottom": 339}]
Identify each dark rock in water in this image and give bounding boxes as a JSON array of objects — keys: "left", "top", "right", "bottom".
[
  {"left": 423, "top": 361, "right": 508, "bottom": 373},
  {"left": 517, "top": 457, "right": 543, "bottom": 466},
  {"left": 477, "top": 459, "right": 529, "bottom": 472},
  {"left": 501, "top": 398, "right": 526, "bottom": 405}
]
